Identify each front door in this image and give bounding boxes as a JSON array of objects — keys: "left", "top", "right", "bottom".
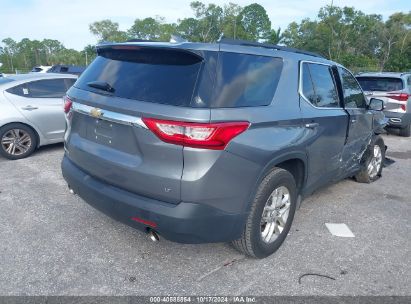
[{"left": 338, "top": 67, "right": 373, "bottom": 172}]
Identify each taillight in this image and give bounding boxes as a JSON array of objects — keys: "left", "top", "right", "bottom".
[
  {"left": 63, "top": 95, "right": 73, "bottom": 114},
  {"left": 142, "top": 118, "right": 250, "bottom": 150},
  {"left": 386, "top": 93, "right": 409, "bottom": 102}
]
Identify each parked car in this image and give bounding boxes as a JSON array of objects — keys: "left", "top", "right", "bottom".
[
  {"left": 47, "top": 65, "right": 86, "bottom": 75},
  {"left": 30, "top": 65, "right": 52, "bottom": 73},
  {"left": 61, "top": 39, "right": 385, "bottom": 258},
  {"left": 356, "top": 72, "right": 411, "bottom": 136},
  {"left": 0, "top": 73, "right": 77, "bottom": 159}
]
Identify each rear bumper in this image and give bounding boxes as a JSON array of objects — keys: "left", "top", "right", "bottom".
[
  {"left": 384, "top": 112, "right": 411, "bottom": 128},
  {"left": 61, "top": 155, "right": 246, "bottom": 243}
]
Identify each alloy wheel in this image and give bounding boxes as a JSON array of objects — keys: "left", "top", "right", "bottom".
[
  {"left": 367, "top": 144, "right": 382, "bottom": 179},
  {"left": 260, "top": 186, "right": 291, "bottom": 243},
  {"left": 1, "top": 129, "right": 32, "bottom": 156}
]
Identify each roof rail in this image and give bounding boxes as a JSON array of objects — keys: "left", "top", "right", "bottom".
[{"left": 219, "top": 38, "right": 325, "bottom": 59}]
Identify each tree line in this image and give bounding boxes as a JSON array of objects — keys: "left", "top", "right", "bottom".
[{"left": 1, "top": 2, "right": 410, "bottom": 73}]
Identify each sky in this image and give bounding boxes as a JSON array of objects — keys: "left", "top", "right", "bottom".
[{"left": 0, "top": 0, "right": 410, "bottom": 50}]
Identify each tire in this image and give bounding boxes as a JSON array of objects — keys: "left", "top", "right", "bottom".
[
  {"left": 399, "top": 124, "right": 411, "bottom": 137},
  {"left": 232, "top": 167, "right": 297, "bottom": 258},
  {"left": 355, "top": 135, "right": 385, "bottom": 183},
  {"left": 0, "top": 123, "right": 37, "bottom": 160}
]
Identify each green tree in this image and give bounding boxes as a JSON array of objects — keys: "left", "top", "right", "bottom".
[
  {"left": 237, "top": 3, "right": 271, "bottom": 41},
  {"left": 177, "top": 18, "right": 201, "bottom": 41},
  {"left": 266, "top": 28, "right": 282, "bottom": 44},
  {"left": 221, "top": 3, "right": 243, "bottom": 39},
  {"left": 89, "top": 19, "right": 128, "bottom": 42},
  {"left": 189, "top": 1, "right": 223, "bottom": 42},
  {"left": 129, "top": 17, "right": 162, "bottom": 40},
  {"left": 128, "top": 17, "right": 176, "bottom": 41},
  {"left": 1, "top": 38, "right": 18, "bottom": 71}
]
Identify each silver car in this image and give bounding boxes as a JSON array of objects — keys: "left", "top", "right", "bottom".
[
  {"left": 0, "top": 73, "right": 77, "bottom": 159},
  {"left": 356, "top": 72, "right": 411, "bottom": 136}
]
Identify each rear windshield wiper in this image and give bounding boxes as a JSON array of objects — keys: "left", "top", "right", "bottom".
[{"left": 87, "top": 81, "right": 115, "bottom": 93}]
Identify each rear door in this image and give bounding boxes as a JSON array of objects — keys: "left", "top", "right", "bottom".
[
  {"left": 338, "top": 67, "right": 373, "bottom": 170},
  {"left": 5, "top": 78, "right": 75, "bottom": 140},
  {"left": 299, "top": 61, "right": 349, "bottom": 191}
]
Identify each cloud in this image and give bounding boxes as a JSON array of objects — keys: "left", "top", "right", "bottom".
[{"left": 0, "top": 0, "right": 408, "bottom": 50}]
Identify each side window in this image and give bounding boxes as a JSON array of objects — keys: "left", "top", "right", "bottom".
[
  {"left": 301, "top": 62, "right": 339, "bottom": 108},
  {"left": 27, "top": 79, "right": 68, "bottom": 98},
  {"left": 407, "top": 76, "right": 411, "bottom": 87},
  {"left": 6, "top": 84, "right": 30, "bottom": 97},
  {"left": 338, "top": 67, "right": 366, "bottom": 108}
]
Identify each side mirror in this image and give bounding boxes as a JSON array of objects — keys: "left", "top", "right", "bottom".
[{"left": 368, "top": 98, "right": 384, "bottom": 111}]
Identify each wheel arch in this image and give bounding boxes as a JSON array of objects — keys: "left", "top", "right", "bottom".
[{"left": 244, "top": 151, "right": 308, "bottom": 213}]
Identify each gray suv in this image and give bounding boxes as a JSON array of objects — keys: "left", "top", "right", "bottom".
[
  {"left": 356, "top": 72, "right": 411, "bottom": 136},
  {"left": 61, "top": 39, "right": 386, "bottom": 258}
]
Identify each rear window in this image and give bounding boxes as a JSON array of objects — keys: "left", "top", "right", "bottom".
[
  {"left": 356, "top": 77, "right": 404, "bottom": 92},
  {"left": 75, "top": 47, "right": 203, "bottom": 107},
  {"left": 75, "top": 47, "right": 283, "bottom": 108}
]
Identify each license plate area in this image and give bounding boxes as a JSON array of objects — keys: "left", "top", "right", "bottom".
[
  {"left": 83, "top": 116, "right": 137, "bottom": 152},
  {"left": 89, "top": 119, "right": 114, "bottom": 145}
]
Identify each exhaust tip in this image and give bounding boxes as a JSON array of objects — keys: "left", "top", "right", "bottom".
[{"left": 147, "top": 230, "right": 160, "bottom": 242}]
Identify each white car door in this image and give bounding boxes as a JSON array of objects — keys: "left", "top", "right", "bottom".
[{"left": 4, "top": 78, "right": 75, "bottom": 141}]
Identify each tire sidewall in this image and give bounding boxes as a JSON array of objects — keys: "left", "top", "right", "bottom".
[
  {"left": 250, "top": 170, "right": 297, "bottom": 258},
  {"left": 364, "top": 136, "right": 385, "bottom": 182},
  {"left": 0, "top": 123, "right": 37, "bottom": 160}
]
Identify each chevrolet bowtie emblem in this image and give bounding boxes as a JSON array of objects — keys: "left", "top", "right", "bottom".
[{"left": 90, "top": 108, "right": 103, "bottom": 118}]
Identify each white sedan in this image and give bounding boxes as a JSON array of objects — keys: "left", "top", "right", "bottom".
[{"left": 0, "top": 73, "right": 77, "bottom": 159}]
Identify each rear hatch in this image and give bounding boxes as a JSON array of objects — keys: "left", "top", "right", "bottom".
[
  {"left": 64, "top": 44, "right": 215, "bottom": 204},
  {"left": 356, "top": 76, "right": 409, "bottom": 113}
]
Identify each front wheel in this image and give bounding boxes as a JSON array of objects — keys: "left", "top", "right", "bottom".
[
  {"left": 355, "top": 136, "right": 385, "bottom": 183},
  {"left": 232, "top": 167, "right": 297, "bottom": 258}
]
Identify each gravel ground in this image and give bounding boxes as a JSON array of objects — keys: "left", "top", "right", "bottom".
[{"left": 0, "top": 133, "right": 410, "bottom": 296}]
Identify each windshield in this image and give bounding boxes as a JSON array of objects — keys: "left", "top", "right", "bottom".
[{"left": 356, "top": 77, "right": 404, "bottom": 92}]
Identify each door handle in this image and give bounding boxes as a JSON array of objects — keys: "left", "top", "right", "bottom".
[
  {"left": 305, "top": 122, "right": 319, "bottom": 129},
  {"left": 21, "top": 105, "right": 38, "bottom": 111},
  {"left": 351, "top": 119, "right": 357, "bottom": 124}
]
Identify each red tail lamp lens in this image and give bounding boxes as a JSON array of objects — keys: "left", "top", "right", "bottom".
[
  {"left": 63, "top": 96, "right": 73, "bottom": 114},
  {"left": 142, "top": 118, "right": 250, "bottom": 150}
]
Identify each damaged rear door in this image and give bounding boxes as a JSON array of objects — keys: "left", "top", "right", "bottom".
[{"left": 338, "top": 67, "right": 373, "bottom": 172}]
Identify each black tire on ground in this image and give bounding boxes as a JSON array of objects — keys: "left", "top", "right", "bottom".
[
  {"left": 355, "top": 135, "right": 385, "bottom": 183},
  {"left": 232, "top": 167, "right": 297, "bottom": 259},
  {"left": 0, "top": 123, "right": 37, "bottom": 160},
  {"left": 399, "top": 124, "right": 411, "bottom": 137}
]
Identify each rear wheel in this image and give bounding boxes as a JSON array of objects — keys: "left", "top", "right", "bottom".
[
  {"left": 0, "top": 123, "right": 37, "bottom": 160},
  {"left": 399, "top": 124, "right": 411, "bottom": 137},
  {"left": 355, "top": 136, "right": 385, "bottom": 183},
  {"left": 232, "top": 167, "right": 297, "bottom": 258}
]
